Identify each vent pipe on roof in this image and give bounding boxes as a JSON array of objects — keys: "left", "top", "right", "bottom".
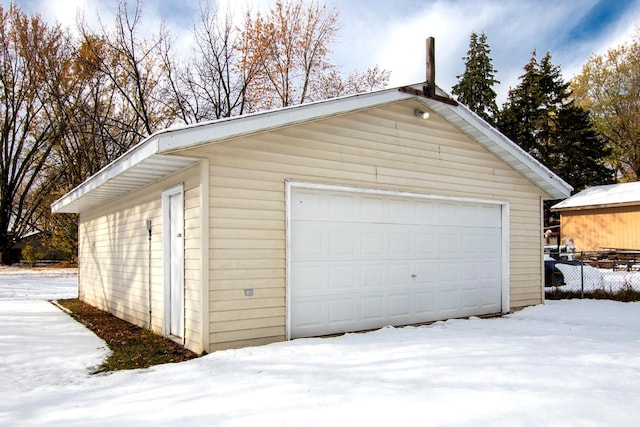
[{"left": 425, "top": 37, "right": 436, "bottom": 97}]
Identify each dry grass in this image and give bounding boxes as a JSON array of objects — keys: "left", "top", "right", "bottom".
[
  {"left": 545, "top": 287, "right": 640, "bottom": 302},
  {"left": 56, "top": 299, "right": 198, "bottom": 373}
]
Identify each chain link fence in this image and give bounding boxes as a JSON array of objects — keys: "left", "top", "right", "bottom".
[{"left": 545, "top": 250, "right": 640, "bottom": 298}]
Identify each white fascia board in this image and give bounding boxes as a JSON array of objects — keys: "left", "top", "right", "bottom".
[
  {"left": 156, "top": 89, "right": 414, "bottom": 153},
  {"left": 51, "top": 138, "right": 160, "bottom": 213},
  {"left": 422, "top": 97, "right": 573, "bottom": 200}
]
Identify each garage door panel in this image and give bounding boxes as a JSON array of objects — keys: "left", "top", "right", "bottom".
[
  {"left": 416, "top": 232, "right": 437, "bottom": 256},
  {"left": 461, "top": 262, "right": 479, "bottom": 282},
  {"left": 291, "top": 264, "right": 323, "bottom": 293},
  {"left": 328, "top": 265, "right": 355, "bottom": 290},
  {"left": 481, "top": 205, "right": 503, "bottom": 227},
  {"left": 414, "top": 261, "right": 437, "bottom": 284},
  {"left": 438, "top": 289, "right": 459, "bottom": 311},
  {"left": 437, "top": 261, "right": 459, "bottom": 283},
  {"left": 414, "top": 200, "right": 439, "bottom": 224},
  {"left": 390, "top": 199, "right": 411, "bottom": 222},
  {"left": 292, "top": 300, "right": 323, "bottom": 328},
  {"left": 462, "top": 233, "right": 483, "bottom": 255},
  {"left": 328, "top": 194, "right": 354, "bottom": 217},
  {"left": 389, "top": 294, "right": 411, "bottom": 317},
  {"left": 361, "top": 264, "right": 384, "bottom": 287},
  {"left": 292, "top": 190, "right": 323, "bottom": 220},
  {"left": 389, "top": 232, "right": 411, "bottom": 256},
  {"left": 461, "top": 288, "right": 479, "bottom": 308},
  {"left": 438, "top": 231, "right": 459, "bottom": 255},
  {"left": 389, "top": 263, "right": 411, "bottom": 285},
  {"left": 361, "top": 296, "right": 385, "bottom": 320},
  {"left": 329, "top": 299, "right": 356, "bottom": 324},
  {"left": 291, "top": 226, "right": 323, "bottom": 258},
  {"left": 290, "top": 187, "right": 504, "bottom": 339},
  {"left": 361, "top": 232, "right": 385, "bottom": 256},
  {"left": 481, "top": 261, "right": 501, "bottom": 281},
  {"left": 361, "top": 196, "right": 386, "bottom": 220},
  {"left": 329, "top": 230, "right": 355, "bottom": 257},
  {"left": 482, "top": 287, "right": 501, "bottom": 307},
  {"left": 483, "top": 233, "right": 502, "bottom": 254},
  {"left": 415, "top": 291, "right": 437, "bottom": 314}
]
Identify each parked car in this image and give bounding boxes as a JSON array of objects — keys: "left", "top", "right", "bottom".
[
  {"left": 544, "top": 255, "right": 604, "bottom": 290},
  {"left": 544, "top": 256, "right": 565, "bottom": 287}
]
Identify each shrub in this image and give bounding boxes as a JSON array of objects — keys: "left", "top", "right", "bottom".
[{"left": 21, "top": 244, "right": 44, "bottom": 267}]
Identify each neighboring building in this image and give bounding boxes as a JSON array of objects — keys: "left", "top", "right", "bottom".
[
  {"left": 52, "top": 84, "right": 571, "bottom": 354},
  {"left": 551, "top": 181, "right": 640, "bottom": 252}
]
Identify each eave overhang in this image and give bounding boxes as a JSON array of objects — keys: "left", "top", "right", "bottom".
[{"left": 52, "top": 84, "right": 572, "bottom": 214}]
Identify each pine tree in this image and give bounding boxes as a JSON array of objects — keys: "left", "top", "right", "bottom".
[
  {"left": 554, "top": 105, "right": 614, "bottom": 191},
  {"left": 499, "top": 51, "right": 569, "bottom": 163},
  {"left": 498, "top": 50, "right": 614, "bottom": 194},
  {"left": 452, "top": 31, "right": 499, "bottom": 125}
]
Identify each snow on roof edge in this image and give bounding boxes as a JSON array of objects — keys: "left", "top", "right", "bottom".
[{"left": 551, "top": 181, "right": 640, "bottom": 210}]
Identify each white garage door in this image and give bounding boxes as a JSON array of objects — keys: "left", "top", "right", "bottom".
[{"left": 289, "top": 185, "right": 505, "bottom": 339}]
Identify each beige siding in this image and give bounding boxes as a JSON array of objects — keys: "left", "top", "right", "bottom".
[
  {"left": 560, "top": 206, "right": 640, "bottom": 251},
  {"left": 182, "top": 100, "right": 548, "bottom": 352},
  {"left": 78, "top": 163, "right": 205, "bottom": 354}
]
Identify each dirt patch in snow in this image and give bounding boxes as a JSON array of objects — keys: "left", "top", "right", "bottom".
[{"left": 57, "top": 298, "right": 198, "bottom": 372}]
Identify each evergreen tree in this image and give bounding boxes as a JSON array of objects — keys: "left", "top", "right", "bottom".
[
  {"left": 498, "top": 51, "right": 613, "bottom": 193},
  {"left": 554, "top": 105, "right": 614, "bottom": 191},
  {"left": 498, "top": 51, "right": 614, "bottom": 225},
  {"left": 452, "top": 31, "right": 499, "bottom": 125}
]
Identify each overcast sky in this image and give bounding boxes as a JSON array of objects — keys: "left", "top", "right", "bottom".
[{"left": 6, "top": 0, "right": 640, "bottom": 104}]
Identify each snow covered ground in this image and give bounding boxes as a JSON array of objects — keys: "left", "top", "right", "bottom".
[
  {"left": 1, "top": 268, "right": 640, "bottom": 426},
  {"left": 549, "top": 262, "right": 640, "bottom": 292},
  {"left": 602, "top": 270, "right": 640, "bottom": 292},
  {"left": 0, "top": 266, "right": 78, "bottom": 300}
]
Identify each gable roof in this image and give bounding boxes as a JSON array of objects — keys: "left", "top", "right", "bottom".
[
  {"left": 551, "top": 181, "right": 640, "bottom": 211},
  {"left": 52, "top": 84, "right": 572, "bottom": 214}
]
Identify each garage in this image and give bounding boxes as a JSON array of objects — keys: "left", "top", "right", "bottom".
[
  {"left": 288, "top": 183, "right": 507, "bottom": 339},
  {"left": 55, "top": 82, "right": 571, "bottom": 353}
]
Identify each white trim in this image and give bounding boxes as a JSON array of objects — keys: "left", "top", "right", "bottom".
[
  {"left": 52, "top": 140, "right": 157, "bottom": 212},
  {"left": 162, "top": 184, "right": 185, "bottom": 339},
  {"left": 285, "top": 181, "right": 510, "bottom": 339},
  {"left": 502, "top": 202, "right": 511, "bottom": 314},
  {"left": 199, "top": 160, "right": 210, "bottom": 353},
  {"left": 285, "top": 182, "right": 293, "bottom": 341},
  {"left": 541, "top": 196, "right": 546, "bottom": 305}
]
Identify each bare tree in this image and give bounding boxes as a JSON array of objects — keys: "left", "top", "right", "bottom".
[
  {"left": 240, "top": 0, "right": 339, "bottom": 110},
  {"left": 312, "top": 65, "right": 391, "bottom": 100},
  {"left": 77, "top": 0, "right": 175, "bottom": 139},
  {"left": 162, "top": 2, "right": 256, "bottom": 123},
  {"left": 0, "top": 4, "right": 72, "bottom": 263}
]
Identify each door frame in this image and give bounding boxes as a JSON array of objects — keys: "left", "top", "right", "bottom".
[
  {"left": 162, "top": 184, "right": 185, "bottom": 339},
  {"left": 285, "top": 181, "right": 510, "bottom": 340}
]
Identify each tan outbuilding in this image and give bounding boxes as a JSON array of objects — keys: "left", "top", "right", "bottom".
[
  {"left": 551, "top": 181, "right": 640, "bottom": 252},
  {"left": 52, "top": 84, "right": 571, "bottom": 354}
]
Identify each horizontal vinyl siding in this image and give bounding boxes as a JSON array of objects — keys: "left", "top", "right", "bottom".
[
  {"left": 560, "top": 206, "right": 640, "bottom": 251},
  {"left": 183, "top": 100, "right": 548, "bottom": 351},
  {"left": 78, "top": 163, "right": 204, "bottom": 353},
  {"left": 183, "top": 185, "right": 202, "bottom": 351}
]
